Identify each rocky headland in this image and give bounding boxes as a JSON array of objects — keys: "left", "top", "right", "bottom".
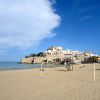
[{"left": 20, "top": 46, "right": 100, "bottom": 64}]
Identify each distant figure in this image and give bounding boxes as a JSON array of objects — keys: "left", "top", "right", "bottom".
[
  {"left": 65, "top": 62, "right": 71, "bottom": 71},
  {"left": 65, "top": 58, "right": 74, "bottom": 71}
]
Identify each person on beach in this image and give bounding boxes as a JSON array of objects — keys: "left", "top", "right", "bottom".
[
  {"left": 67, "top": 62, "right": 71, "bottom": 71},
  {"left": 65, "top": 60, "right": 71, "bottom": 71},
  {"left": 65, "top": 58, "right": 74, "bottom": 71}
]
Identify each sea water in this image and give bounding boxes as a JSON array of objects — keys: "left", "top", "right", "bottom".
[
  {"left": 0, "top": 62, "right": 42, "bottom": 71},
  {"left": 0, "top": 62, "right": 64, "bottom": 71}
]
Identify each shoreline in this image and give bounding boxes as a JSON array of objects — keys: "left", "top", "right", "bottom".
[
  {"left": 0, "top": 63, "right": 97, "bottom": 72},
  {"left": 0, "top": 63, "right": 65, "bottom": 72}
]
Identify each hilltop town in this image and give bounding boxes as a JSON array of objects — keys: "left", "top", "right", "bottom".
[{"left": 20, "top": 46, "right": 100, "bottom": 64}]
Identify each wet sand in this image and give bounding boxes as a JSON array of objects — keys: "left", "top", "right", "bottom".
[{"left": 0, "top": 64, "right": 100, "bottom": 100}]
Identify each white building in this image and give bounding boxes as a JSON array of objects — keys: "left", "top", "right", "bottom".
[
  {"left": 44, "top": 46, "right": 82, "bottom": 56},
  {"left": 44, "top": 46, "right": 63, "bottom": 55},
  {"left": 83, "top": 52, "right": 96, "bottom": 57}
]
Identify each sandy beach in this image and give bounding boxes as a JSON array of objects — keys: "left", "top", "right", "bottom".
[{"left": 0, "top": 63, "right": 100, "bottom": 100}]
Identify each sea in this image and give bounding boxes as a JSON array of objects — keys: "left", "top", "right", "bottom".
[
  {"left": 0, "top": 62, "right": 63, "bottom": 71},
  {"left": 0, "top": 62, "right": 43, "bottom": 71}
]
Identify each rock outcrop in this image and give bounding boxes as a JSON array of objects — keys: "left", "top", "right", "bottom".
[
  {"left": 20, "top": 46, "right": 98, "bottom": 64},
  {"left": 20, "top": 57, "right": 34, "bottom": 64}
]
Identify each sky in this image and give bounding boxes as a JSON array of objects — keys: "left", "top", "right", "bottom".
[{"left": 0, "top": 0, "right": 100, "bottom": 62}]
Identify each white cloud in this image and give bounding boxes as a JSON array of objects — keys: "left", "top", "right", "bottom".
[
  {"left": 80, "top": 15, "right": 93, "bottom": 21},
  {"left": 0, "top": 0, "right": 60, "bottom": 49}
]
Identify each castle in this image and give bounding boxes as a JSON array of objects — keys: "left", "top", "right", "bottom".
[
  {"left": 44, "top": 46, "right": 82, "bottom": 56},
  {"left": 20, "top": 46, "right": 97, "bottom": 64}
]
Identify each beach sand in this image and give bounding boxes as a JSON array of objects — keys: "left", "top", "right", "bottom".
[{"left": 0, "top": 64, "right": 100, "bottom": 100}]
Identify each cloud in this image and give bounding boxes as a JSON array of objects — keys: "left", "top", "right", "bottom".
[
  {"left": 80, "top": 15, "right": 93, "bottom": 21},
  {"left": 0, "top": 0, "right": 60, "bottom": 49},
  {"left": 0, "top": 49, "right": 7, "bottom": 54}
]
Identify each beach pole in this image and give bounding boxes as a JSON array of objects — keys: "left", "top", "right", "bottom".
[
  {"left": 46, "top": 60, "right": 48, "bottom": 69},
  {"left": 93, "top": 63, "right": 95, "bottom": 82},
  {"left": 40, "top": 63, "right": 43, "bottom": 78}
]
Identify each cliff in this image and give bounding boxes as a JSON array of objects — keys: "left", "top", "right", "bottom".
[
  {"left": 20, "top": 57, "right": 34, "bottom": 64},
  {"left": 20, "top": 54, "right": 65, "bottom": 64}
]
